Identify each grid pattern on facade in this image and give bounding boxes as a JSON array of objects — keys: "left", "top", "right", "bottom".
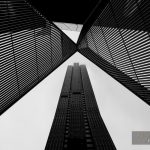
[
  {"left": 78, "top": 0, "right": 150, "bottom": 105},
  {"left": 45, "top": 63, "right": 116, "bottom": 150},
  {"left": 1, "top": 0, "right": 76, "bottom": 115}
]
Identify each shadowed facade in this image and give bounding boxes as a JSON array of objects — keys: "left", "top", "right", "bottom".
[{"left": 45, "top": 63, "right": 116, "bottom": 150}]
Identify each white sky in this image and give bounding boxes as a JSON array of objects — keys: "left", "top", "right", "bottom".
[
  {"left": 62, "top": 30, "right": 81, "bottom": 43},
  {"left": 53, "top": 22, "right": 82, "bottom": 43},
  {"left": 0, "top": 52, "right": 150, "bottom": 150}
]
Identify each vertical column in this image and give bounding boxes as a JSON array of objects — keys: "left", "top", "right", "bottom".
[
  {"left": 65, "top": 63, "right": 86, "bottom": 149},
  {"left": 80, "top": 65, "right": 116, "bottom": 150},
  {"left": 71, "top": 63, "right": 83, "bottom": 93},
  {"left": 45, "top": 64, "right": 116, "bottom": 150},
  {"left": 45, "top": 66, "right": 72, "bottom": 150}
]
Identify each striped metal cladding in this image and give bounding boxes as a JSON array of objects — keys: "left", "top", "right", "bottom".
[
  {"left": 0, "top": 0, "right": 76, "bottom": 115},
  {"left": 78, "top": 0, "right": 150, "bottom": 105},
  {"left": 0, "top": 0, "right": 45, "bottom": 34}
]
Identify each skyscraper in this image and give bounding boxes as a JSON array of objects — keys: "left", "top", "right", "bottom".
[
  {"left": 1, "top": 0, "right": 150, "bottom": 149},
  {"left": 45, "top": 63, "right": 116, "bottom": 150}
]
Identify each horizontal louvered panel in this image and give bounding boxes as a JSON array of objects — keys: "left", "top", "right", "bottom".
[
  {"left": 78, "top": 0, "right": 150, "bottom": 105},
  {"left": 1, "top": 1, "right": 76, "bottom": 114},
  {"left": 0, "top": 1, "right": 45, "bottom": 34},
  {"left": 51, "top": 26, "right": 62, "bottom": 68},
  {"left": 35, "top": 27, "right": 52, "bottom": 77},
  {"left": 0, "top": 32, "right": 19, "bottom": 109}
]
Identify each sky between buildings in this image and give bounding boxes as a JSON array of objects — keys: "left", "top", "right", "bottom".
[
  {"left": 0, "top": 52, "right": 150, "bottom": 150},
  {"left": 0, "top": 0, "right": 150, "bottom": 149},
  {"left": 54, "top": 22, "right": 83, "bottom": 43}
]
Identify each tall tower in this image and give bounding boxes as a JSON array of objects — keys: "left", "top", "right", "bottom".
[{"left": 45, "top": 63, "right": 116, "bottom": 150}]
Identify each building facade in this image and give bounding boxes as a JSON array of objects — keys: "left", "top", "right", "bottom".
[
  {"left": 0, "top": 0, "right": 76, "bottom": 115},
  {"left": 45, "top": 63, "right": 116, "bottom": 150}
]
